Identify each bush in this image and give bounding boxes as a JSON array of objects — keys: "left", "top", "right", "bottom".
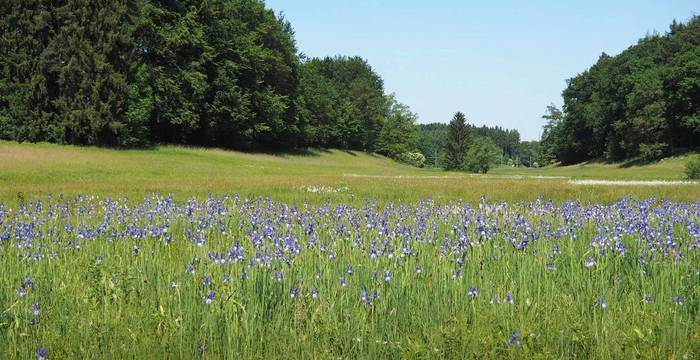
[
  {"left": 638, "top": 143, "right": 668, "bottom": 161},
  {"left": 464, "top": 137, "right": 501, "bottom": 173},
  {"left": 397, "top": 152, "right": 426, "bottom": 168},
  {"left": 686, "top": 155, "right": 700, "bottom": 180}
]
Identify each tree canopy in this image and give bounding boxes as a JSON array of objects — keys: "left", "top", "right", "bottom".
[
  {"left": 464, "top": 137, "right": 501, "bottom": 174},
  {"left": 0, "top": 0, "right": 405, "bottom": 154},
  {"left": 543, "top": 16, "right": 700, "bottom": 164},
  {"left": 376, "top": 95, "right": 419, "bottom": 159},
  {"left": 299, "top": 56, "right": 387, "bottom": 151}
]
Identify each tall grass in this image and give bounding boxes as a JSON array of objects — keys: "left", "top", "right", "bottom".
[{"left": 1, "top": 195, "right": 698, "bottom": 358}]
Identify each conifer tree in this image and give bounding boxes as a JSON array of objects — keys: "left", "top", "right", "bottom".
[{"left": 445, "top": 112, "right": 471, "bottom": 170}]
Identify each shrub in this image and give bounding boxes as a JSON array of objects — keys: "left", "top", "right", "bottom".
[
  {"left": 464, "top": 137, "right": 501, "bottom": 173},
  {"left": 397, "top": 152, "right": 426, "bottom": 168},
  {"left": 638, "top": 143, "right": 667, "bottom": 161},
  {"left": 685, "top": 155, "right": 700, "bottom": 180}
]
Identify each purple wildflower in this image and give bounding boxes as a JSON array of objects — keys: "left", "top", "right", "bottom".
[
  {"left": 505, "top": 292, "right": 514, "bottom": 304},
  {"left": 468, "top": 287, "right": 478, "bottom": 299},
  {"left": 415, "top": 264, "right": 423, "bottom": 274},
  {"left": 204, "top": 291, "right": 215, "bottom": 305},
  {"left": 36, "top": 347, "right": 48, "bottom": 360},
  {"left": 451, "top": 268, "right": 462, "bottom": 281},
  {"left": 23, "top": 276, "right": 34, "bottom": 289},
  {"left": 360, "top": 289, "right": 369, "bottom": 304},
  {"left": 508, "top": 331, "right": 522, "bottom": 348},
  {"left": 585, "top": 256, "right": 596, "bottom": 268}
]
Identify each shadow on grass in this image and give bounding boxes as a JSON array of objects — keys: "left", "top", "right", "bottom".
[
  {"left": 152, "top": 143, "right": 334, "bottom": 158},
  {"left": 619, "top": 158, "right": 660, "bottom": 168}
]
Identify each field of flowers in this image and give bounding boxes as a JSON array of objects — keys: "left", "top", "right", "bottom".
[{"left": 1, "top": 194, "right": 699, "bottom": 359}]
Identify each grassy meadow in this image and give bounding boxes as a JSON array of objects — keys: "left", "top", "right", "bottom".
[
  {"left": 1, "top": 141, "right": 698, "bottom": 205},
  {"left": 1, "top": 141, "right": 699, "bottom": 359}
]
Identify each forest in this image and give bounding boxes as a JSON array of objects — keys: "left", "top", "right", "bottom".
[
  {"left": 1, "top": 1, "right": 698, "bottom": 169},
  {"left": 541, "top": 16, "right": 700, "bottom": 164},
  {"left": 0, "top": 1, "right": 394, "bottom": 152}
]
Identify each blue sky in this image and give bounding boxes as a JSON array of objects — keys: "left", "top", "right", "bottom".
[{"left": 265, "top": 0, "right": 698, "bottom": 140}]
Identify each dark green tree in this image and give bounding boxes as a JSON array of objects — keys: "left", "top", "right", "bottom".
[
  {"left": 539, "top": 103, "right": 563, "bottom": 165},
  {"left": 465, "top": 137, "right": 501, "bottom": 173},
  {"left": 0, "top": 0, "right": 140, "bottom": 146},
  {"left": 549, "top": 16, "right": 700, "bottom": 164},
  {"left": 417, "top": 123, "right": 449, "bottom": 168},
  {"left": 377, "top": 95, "right": 418, "bottom": 158},
  {"left": 517, "top": 141, "right": 542, "bottom": 167},
  {"left": 133, "top": 0, "right": 303, "bottom": 149},
  {"left": 299, "top": 56, "right": 387, "bottom": 150},
  {"left": 444, "top": 112, "right": 471, "bottom": 170}
]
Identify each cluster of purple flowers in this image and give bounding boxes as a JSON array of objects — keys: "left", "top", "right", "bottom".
[{"left": 2, "top": 194, "right": 698, "bottom": 355}]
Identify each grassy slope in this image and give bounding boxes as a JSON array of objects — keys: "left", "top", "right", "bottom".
[
  {"left": 1, "top": 141, "right": 698, "bottom": 204},
  {"left": 490, "top": 155, "right": 693, "bottom": 180}
]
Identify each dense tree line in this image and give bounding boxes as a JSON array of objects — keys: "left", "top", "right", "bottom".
[
  {"left": 543, "top": 16, "right": 700, "bottom": 164},
  {"left": 0, "top": 0, "right": 415, "bottom": 155},
  {"left": 299, "top": 56, "right": 387, "bottom": 151},
  {"left": 418, "top": 121, "right": 529, "bottom": 169}
]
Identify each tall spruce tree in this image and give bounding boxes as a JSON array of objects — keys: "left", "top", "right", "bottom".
[
  {"left": 52, "top": 0, "right": 137, "bottom": 146},
  {"left": 445, "top": 112, "right": 471, "bottom": 170},
  {"left": 0, "top": 0, "right": 142, "bottom": 146}
]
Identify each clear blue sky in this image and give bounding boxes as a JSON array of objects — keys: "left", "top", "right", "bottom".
[{"left": 265, "top": 0, "right": 698, "bottom": 140}]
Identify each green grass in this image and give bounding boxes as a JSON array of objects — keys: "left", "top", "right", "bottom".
[
  {"left": 490, "top": 156, "right": 694, "bottom": 180},
  {"left": 1, "top": 195, "right": 698, "bottom": 359},
  {"left": 1, "top": 141, "right": 698, "bottom": 205},
  {"left": 1, "top": 141, "right": 699, "bottom": 359}
]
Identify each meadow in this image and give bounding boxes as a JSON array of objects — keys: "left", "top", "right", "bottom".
[
  {"left": 1, "top": 141, "right": 698, "bottom": 205},
  {"left": 1, "top": 141, "right": 699, "bottom": 359}
]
